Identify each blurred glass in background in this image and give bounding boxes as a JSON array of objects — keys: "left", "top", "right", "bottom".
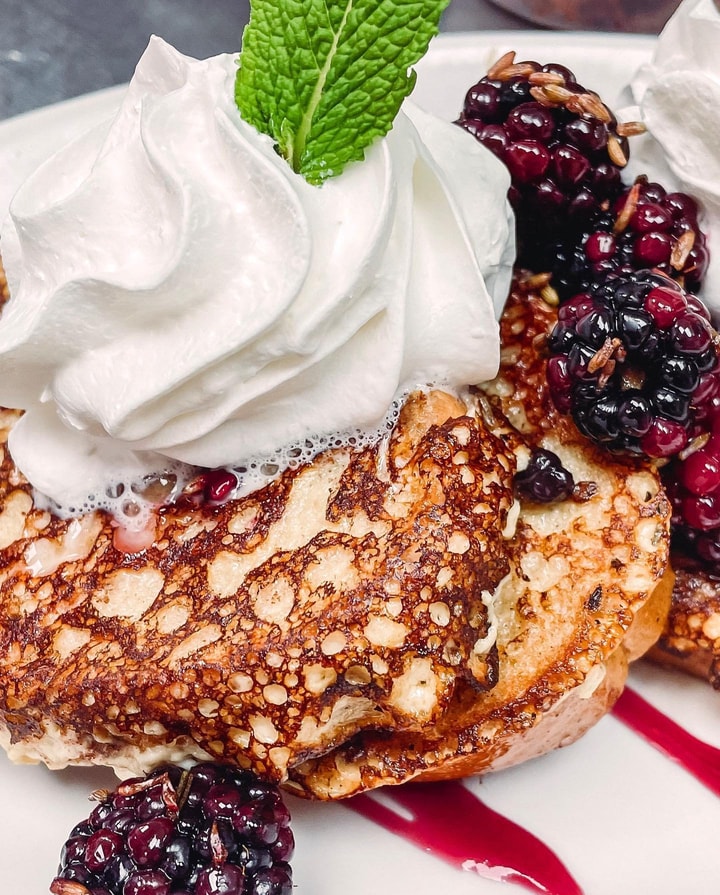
[{"left": 487, "top": 0, "right": 683, "bottom": 32}]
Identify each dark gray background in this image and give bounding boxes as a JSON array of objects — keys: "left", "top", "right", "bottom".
[{"left": 0, "top": 0, "right": 536, "bottom": 120}]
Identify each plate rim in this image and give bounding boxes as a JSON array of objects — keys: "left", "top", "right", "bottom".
[
  {"left": 6, "top": 27, "right": 719, "bottom": 895},
  {"left": 0, "top": 30, "right": 657, "bottom": 133}
]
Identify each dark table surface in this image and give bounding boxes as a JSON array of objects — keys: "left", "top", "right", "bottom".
[{"left": 0, "top": 0, "right": 541, "bottom": 121}]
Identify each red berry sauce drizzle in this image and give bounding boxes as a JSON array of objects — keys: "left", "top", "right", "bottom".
[
  {"left": 612, "top": 686, "right": 720, "bottom": 798},
  {"left": 349, "top": 781, "right": 583, "bottom": 895},
  {"left": 345, "top": 687, "right": 720, "bottom": 895}
]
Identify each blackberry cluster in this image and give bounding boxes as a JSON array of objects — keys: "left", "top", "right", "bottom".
[
  {"left": 459, "top": 53, "right": 719, "bottom": 573},
  {"left": 547, "top": 271, "right": 719, "bottom": 458},
  {"left": 456, "top": 53, "right": 630, "bottom": 268},
  {"left": 533, "top": 177, "right": 710, "bottom": 301},
  {"left": 50, "top": 763, "right": 293, "bottom": 895}
]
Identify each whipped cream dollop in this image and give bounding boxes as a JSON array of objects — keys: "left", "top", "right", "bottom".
[
  {"left": 626, "top": 0, "right": 720, "bottom": 313},
  {"left": 0, "top": 36, "right": 514, "bottom": 513}
]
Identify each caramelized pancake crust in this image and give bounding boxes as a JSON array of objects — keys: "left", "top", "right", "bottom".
[
  {"left": 288, "top": 289, "right": 671, "bottom": 797},
  {"left": 649, "top": 560, "right": 720, "bottom": 688},
  {"left": 0, "top": 393, "right": 515, "bottom": 781}
]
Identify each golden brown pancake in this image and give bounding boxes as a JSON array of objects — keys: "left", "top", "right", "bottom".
[
  {"left": 648, "top": 558, "right": 720, "bottom": 688},
  {"left": 289, "top": 286, "right": 672, "bottom": 797},
  {"left": 0, "top": 282, "right": 671, "bottom": 797},
  {"left": 0, "top": 392, "right": 517, "bottom": 782}
]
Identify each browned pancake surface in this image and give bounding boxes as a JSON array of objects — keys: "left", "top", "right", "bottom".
[
  {"left": 288, "top": 288, "right": 671, "bottom": 797},
  {"left": 0, "top": 393, "right": 515, "bottom": 781},
  {"left": 648, "top": 558, "right": 720, "bottom": 688}
]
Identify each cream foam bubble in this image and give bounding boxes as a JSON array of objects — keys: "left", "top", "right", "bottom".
[{"left": 31, "top": 390, "right": 414, "bottom": 530}]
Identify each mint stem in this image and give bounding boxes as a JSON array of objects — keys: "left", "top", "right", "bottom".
[{"left": 291, "top": 0, "right": 354, "bottom": 172}]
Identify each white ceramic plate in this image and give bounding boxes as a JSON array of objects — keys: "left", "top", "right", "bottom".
[{"left": 1, "top": 30, "right": 718, "bottom": 895}]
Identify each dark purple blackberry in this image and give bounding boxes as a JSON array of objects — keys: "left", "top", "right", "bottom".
[
  {"left": 534, "top": 177, "right": 710, "bottom": 301},
  {"left": 514, "top": 449, "right": 575, "bottom": 502},
  {"left": 50, "top": 764, "right": 293, "bottom": 895},
  {"left": 547, "top": 270, "right": 719, "bottom": 459},
  {"left": 660, "top": 400, "right": 720, "bottom": 576},
  {"left": 456, "top": 52, "right": 634, "bottom": 268}
]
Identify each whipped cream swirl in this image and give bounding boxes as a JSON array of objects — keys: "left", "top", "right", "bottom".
[
  {"left": 626, "top": 0, "right": 720, "bottom": 313},
  {"left": 0, "top": 37, "right": 514, "bottom": 512}
]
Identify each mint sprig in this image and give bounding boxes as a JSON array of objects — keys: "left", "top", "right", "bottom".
[{"left": 235, "top": 0, "right": 450, "bottom": 185}]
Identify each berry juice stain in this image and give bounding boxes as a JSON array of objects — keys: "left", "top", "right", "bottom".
[{"left": 348, "top": 781, "right": 583, "bottom": 895}]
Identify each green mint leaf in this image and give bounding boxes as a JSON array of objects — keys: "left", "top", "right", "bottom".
[{"left": 235, "top": 0, "right": 450, "bottom": 184}]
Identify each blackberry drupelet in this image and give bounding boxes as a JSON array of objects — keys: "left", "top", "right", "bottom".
[
  {"left": 514, "top": 449, "right": 575, "bottom": 503},
  {"left": 50, "top": 763, "right": 293, "bottom": 895},
  {"left": 547, "top": 270, "right": 720, "bottom": 459},
  {"left": 456, "top": 52, "right": 635, "bottom": 271}
]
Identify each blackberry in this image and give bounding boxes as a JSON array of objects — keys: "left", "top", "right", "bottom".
[
  {"left": 456, "top": 52, "right": 635, "bottom": 269},
  {"left": 514, "top": 449, "right": 575, "bottom": 503},
  {"left": 50, "top": 764, "right": 293, "bottom": 895},
  {"left": 532, "top": 177, "right": 710, "bottom": 301},
  {"left": 547, "top": 270, "right": 719, "bottom": 458},
  {"left": 663, "top": 399, "right": 720, "bottom": 576}
]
